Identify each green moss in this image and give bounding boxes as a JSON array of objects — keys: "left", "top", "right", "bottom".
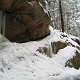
[{"left": 65, "top": 51, "right": 80, "bottom": 69}]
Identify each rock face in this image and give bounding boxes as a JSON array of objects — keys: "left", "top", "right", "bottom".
[{"left": 0, "top": 0, "right": 50, "bottom": 42}]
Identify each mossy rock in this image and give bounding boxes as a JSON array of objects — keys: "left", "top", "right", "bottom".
[
  {"left": 51, "top": 41, "right": 67, "bottom": 54},
  {"left": 65, "top": 51, "right": 80, "bottom": 69}
]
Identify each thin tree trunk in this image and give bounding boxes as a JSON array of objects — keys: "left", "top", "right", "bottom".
[
  {"left": 0, "top": 10, "right": 6, "bottom": 43},
  {"left": 0, "top": 10, "right": 2, "bottom": 42},
  {"left": 59, "top": 0, "right": 64, "bottom": 32},
  {"left": 2, "top": 12, "right": 6, "bottom": 41}
]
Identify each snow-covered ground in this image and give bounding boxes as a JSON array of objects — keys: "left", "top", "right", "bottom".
[{"left": 0, "top": 26, "right": 80, "bottom": 80}]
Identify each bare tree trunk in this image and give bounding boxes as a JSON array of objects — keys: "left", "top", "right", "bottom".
[
  {"left": 2, "top": 12, "right": 6, "bottom": 40},
  {"left": 0, "top": 10, "right": 6, "bottom": 43},
  {"left": 59, "top": 0, "right": 64, "bottom": 32},
  {"left": 0, "top": 10, "right": 2, "bottom": 42}
]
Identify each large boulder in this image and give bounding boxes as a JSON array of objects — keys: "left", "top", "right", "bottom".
[{"left": 0, "top": 0, "right": 50, "bottom": 42}]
